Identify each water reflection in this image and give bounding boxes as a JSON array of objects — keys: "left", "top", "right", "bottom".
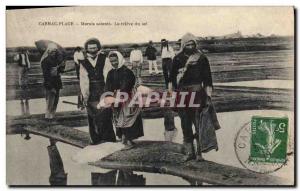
[
  {"left": 20, "top": 99, "right": 30, "bottom": 116},
  {"left": 91, "top": 170, "right": 146, "bottom": 186},
  {"left": 45, "top": 137, "right": 198, "bottom": 186},
  {"left": 47, "top": 139, "right": 68, "bottom": 185}
]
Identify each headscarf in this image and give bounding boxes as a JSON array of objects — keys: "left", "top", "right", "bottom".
[
  {"left": 107, "top": 51, "right": 125, "bottom": 69},
  {"left": 179, "top": 32, "right": 200, "bottom": 53},
  {"left": 176, "top": 33, "right": 202, "bottom": 84},
  {"left": 40, "top": 43, "right": 58, "bottom": 63},
  {"left": 103, "top": 51, "right": 125, "bottom": 83}
]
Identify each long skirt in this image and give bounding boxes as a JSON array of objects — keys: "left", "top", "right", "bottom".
[{"left": 116, "top": 114, "right": 144, "bottom": 140}]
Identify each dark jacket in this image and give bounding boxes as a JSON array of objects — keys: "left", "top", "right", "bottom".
[
  {"left": 105, "top": 65, "right": 136, "bottom": 94},
  {"left": 105, "top": 65, "right": 144, "bottom": 140},
  {"left": 81, "top": 52, "right": 107, "bottom": 102},
  {"left": 171, "top": 51, "right": 213, "bottom": 90},
  {"left": 145, "top": 46, "right": 157, "bottom": 60},
  {"left": 41, "top": 55, "right": 65, "bottom": 90}
]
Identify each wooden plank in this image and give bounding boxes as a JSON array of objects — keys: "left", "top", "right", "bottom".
[
  {"left": 90, "top": 141, "right": 285, "bottom": 185},
  {"left": 23, "top": 123, "right": 90, "bottom": 148}
]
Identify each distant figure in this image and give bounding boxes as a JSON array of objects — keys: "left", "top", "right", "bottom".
[
  {"left": 105, "top": 51, "right": 144, "bottom": 150},
  {"left": 161, "top": 39, "right": 175, "bottom": 89},
  {"left": 41, "top": 43, "right": 65, "bottom": 119},
  {"left": 73, "top": 47, "right": 85, "bottom": 109},
  {"left": 129, "top": 44, "right": 143, "bottom": 84},
  {"left": 14, "top": 48, "right": 31, "bottom": 115},
  {"left": 80, "top": 38, "right": 116, "bottom": 144},
  {"left": 145, "top": 40, "right": 159, "bottom": 75}
]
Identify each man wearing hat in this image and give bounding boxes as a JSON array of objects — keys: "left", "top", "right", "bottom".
[{"left": 80, "top": 38, "right": 116, "bottom": 144}]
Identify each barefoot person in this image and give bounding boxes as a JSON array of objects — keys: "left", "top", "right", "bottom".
[
  {"left": 80, "top": 38, "right": 116, "bottom": 144},
  {"left": 170, "top": 33, "right": 214, "bottom": 161},
  {"left": 104, "top": 51, "right": 144, "bottom": 150}
]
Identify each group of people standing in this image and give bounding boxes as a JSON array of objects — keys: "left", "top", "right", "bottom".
[{"left": 27, "top": 32, "right": 219, "bottom": 160}]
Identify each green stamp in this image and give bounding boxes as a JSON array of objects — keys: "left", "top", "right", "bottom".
[{"left": 250, "top": 116, "right": 288, "bottom": 164}]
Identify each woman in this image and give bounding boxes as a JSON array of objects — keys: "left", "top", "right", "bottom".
[{"left": 105, "top": 51, "right": 144, "bottom": 150}]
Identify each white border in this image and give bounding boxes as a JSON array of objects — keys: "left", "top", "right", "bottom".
[{"left": 1, "top": 0, "right": 298, "bottom": 191}]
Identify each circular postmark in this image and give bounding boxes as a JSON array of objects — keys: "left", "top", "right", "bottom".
[{"left": 234, "top": 122, "right": 287, "bottom": 174}]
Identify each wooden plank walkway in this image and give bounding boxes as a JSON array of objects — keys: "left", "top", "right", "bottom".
[
  {"left": 7, "top": 85, "right": 293, "bottom": 135},
  {"left": 91, "top": 141, "right": 285, "bottom": 185}
]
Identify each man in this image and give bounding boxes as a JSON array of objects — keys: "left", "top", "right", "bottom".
[
  {"left": 161, "top": 39, "right": 175, "bottom": 89},
  {"left": 80, "top": 38, "right": 116, "bottom": 144},
  {"left": 41, "top": 43, "right": 65, "bottom": 119},
  {"left": 14, "top": 48, "right": 31, "bottom": 115},
  {"left": 145, "top": 41, "right": 159, "bottom": 75},
  {"left": 129, "top": 44, "right": 143, "bottom": 84},
  {"left": 170, "top": 33, "right": 213, "bottom": 161}
]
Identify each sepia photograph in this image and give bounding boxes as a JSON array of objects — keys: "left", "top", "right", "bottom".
[{"left": 5, "top": 6, "right": 295, "bottom": 186}]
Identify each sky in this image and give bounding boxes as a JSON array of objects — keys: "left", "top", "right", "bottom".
[{"left": 6, "top": 6, "right": 294, "bottom": 47}]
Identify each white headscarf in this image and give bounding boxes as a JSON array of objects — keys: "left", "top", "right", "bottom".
[
  {"left": 108, "top": 50, "right": 125, "bottom": 69},
  {"left": 103, "top": 51, "right": 125, "bottom": 83},
  {"left": 40, "top": 43, "right": 58, "bottom": 63}
]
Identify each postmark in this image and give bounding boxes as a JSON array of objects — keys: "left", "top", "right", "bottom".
[{"left": 234, "top": 116, "right": 289, "bottom": 174}]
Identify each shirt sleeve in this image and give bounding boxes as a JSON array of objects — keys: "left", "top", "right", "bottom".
[
  {"left": 79, "top": 64, "right": 90, "bottom": 100},
  {"left": 104, "top": 70, "right": 113, "bottom": 93},
  {"left": 120, "top": 69, "right": 136, "bottom": 93},
  {"left": 73, "top": 52, "right": 78, "bottom": 64},
  {"left": 103, "top": 58, "right": 112, "bottom": 83},
  {"left": 200, "top": 55, "right": 213, "bottom": 88},
  {"left": 129, "top": 51, "right": 133, "bottom": 63},
  {"left": 139, "top": 50, "right": 143, "bottom": 63},
  {"left": 145, "top": 47, "right": 149, "bottom": 58},
  {"left": 170, "top": 56, "right": 179, "bottom": 90},
  {"left": 26, "top": 53, "right": 31, "bottom": 69},
  {"left": 170, "top": 47, "right": 175, "bottom": 59}
]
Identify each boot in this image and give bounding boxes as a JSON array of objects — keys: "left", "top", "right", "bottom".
[{"left": 183, "top": 142, "right": 196, "bottom": 162}]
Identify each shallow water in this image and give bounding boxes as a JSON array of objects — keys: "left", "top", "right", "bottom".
[
  {"left": 7, "top": 111, "right": 294, "bottom": 185},
  {"left": 6, "top": 80, "right": 295, "bottom": 185}
]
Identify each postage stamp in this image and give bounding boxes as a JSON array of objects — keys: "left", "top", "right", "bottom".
[
  {"left": 234, "top": 116, "right": 289, "bottom": 174},
  {"left": 250, "top": 116, "right": 289, "bottom": 164}
]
